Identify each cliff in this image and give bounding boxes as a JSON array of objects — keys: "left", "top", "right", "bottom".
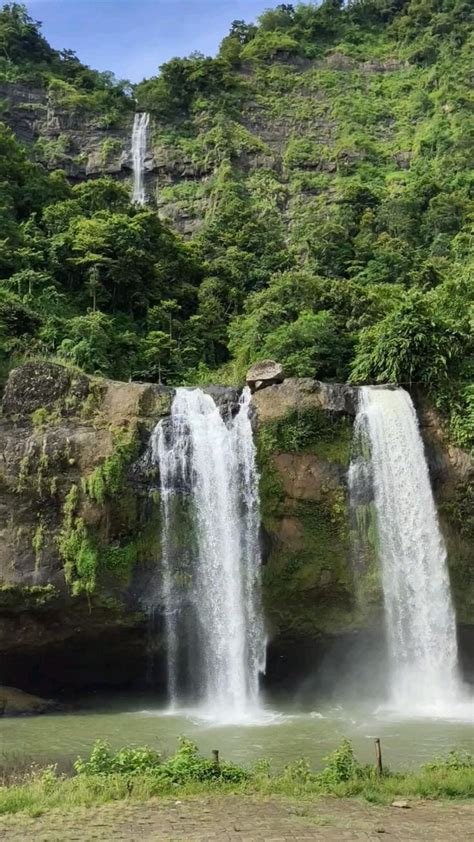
[
  {"left": 0, "top": 363, "right": 471, "bottom": 698},
  {"left": 0, "top": 48, "right": 419, "bottom": 239}
]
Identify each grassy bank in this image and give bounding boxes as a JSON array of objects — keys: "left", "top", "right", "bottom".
[{"left": 0, "top": 739, "right": 473, "bottom": 818}]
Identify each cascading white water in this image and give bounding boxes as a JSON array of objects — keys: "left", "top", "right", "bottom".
[
  {"left": 349, "top": 386, "right": 463, "bottom": 715},
  {"left": 131, "top": 112, "right": 149, "bottom": 204},
  {"left": 150, "top": 386, "right": 266, "bottom": 721}
]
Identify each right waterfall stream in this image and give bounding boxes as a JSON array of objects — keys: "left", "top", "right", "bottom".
[{"left": 349, "top": 386, "right": 465, "bottom": 716}]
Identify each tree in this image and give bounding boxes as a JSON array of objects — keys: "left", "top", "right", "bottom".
[{"left": 351, "top": 290, "right": 467, "bottom": 386}]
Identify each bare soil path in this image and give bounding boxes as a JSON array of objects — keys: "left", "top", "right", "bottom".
[{"left": 0, "top": 795, "right": 472, "bottom": 841}]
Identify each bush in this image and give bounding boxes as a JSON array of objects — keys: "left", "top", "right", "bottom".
[
  {"left": 317, "top": 738, "right": 361, "bottom": 787},
  {"left": 74, "top": 738, "right": 250, "bottom": 785},
  {"left": 75, "top": 741, "right": 161, "bottom": 776}
]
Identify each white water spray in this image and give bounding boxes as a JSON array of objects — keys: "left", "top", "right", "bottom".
[
  {"left": 131, "top": 112, "right": 149, "bottom": 204},
  {"left": 150, "top": 387, "right": 266, "bottom": 722},
  {"left": 350, "top": 387, "right": 465, "bottom": 716}
]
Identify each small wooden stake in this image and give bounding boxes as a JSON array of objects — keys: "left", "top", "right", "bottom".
[
  {"left": 212, "top": 749, "right": 219, "bottom": 767},
  {"left": 374, "top": 738, "right": 383, "bottom": 776}
]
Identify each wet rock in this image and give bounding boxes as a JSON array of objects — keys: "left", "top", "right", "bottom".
[
  {"left": 0, "top": 685, "right": 58, "bottom": 716},
  {"left": 246, "top": 360, "right": 285, "bottom": 393}
]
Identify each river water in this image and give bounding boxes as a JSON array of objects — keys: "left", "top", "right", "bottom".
[{"left": 1, "top": 696, "right": 472, "bottom": 773}]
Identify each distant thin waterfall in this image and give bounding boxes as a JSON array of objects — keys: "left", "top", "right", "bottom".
[
  {"left": 349, "top": 387, "right": 462, "bottom": 714},
  {"left": 150, "top": 387, "right": 266, "bottom": 722},
  {"left": 131, "top": 112, "right": 149, "bottom": 204}
]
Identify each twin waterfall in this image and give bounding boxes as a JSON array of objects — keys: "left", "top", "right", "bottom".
[
  {"left": 147, "top": 383, "right": 462, "bottom": 720},
  {"left": 350, "top": 387, "right": 461, "bottom": 714},
  {"left": 150, "top": 388, "right": 266, "bottom": 721},
  {"left": 131, "top": 112, "right": 149, "bottom": 204}
]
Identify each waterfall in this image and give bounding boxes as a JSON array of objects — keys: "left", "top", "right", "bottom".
[
  {"left": 150, "top": 387, "right": 266, "bottom": 722},
  {"left": 131, "top": 112, "right": 149, "bottom": 204},
  {"left": 349, "top": 386, "right": 463, "bottom": 715}
]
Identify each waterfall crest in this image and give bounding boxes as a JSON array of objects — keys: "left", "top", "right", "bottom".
[
  {"left": 131, "top": 112, "right": 149, "bottom": 204},
  {"left": 349, "top": 386, "right": 464, "bottom": 715},
  {"left": 150, "top": 387, "right": 266, "bottom": 722}
]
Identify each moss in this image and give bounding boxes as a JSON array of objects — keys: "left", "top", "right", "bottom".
[
  {"left": 32, "top": 518, "right": 46, "bottom": 574},
  {"left": 256, "top": 406, "right": 382, "bottom": 636},
  {"left": 35, "top": 441, "right": 49, "bottom": 497},
  {"left": 257, "top": 433, "right": 285, "bottom": 532},
  {"left": 99, "top": 137, "right": 123, "bottom": 164},
  {"left": 82, "top": 426, "right": 140, "bottom": 504},
  {"left": 262, "top": 483, "right": 358, "bottom": 637},
  {"left": 100, "top": 506, "right": 161, "bottom": 587},
  {"left": 349, "top": 501, "right": 382, "bottom": 609},
  {"left": 80, "top": 378, "right": 104, "bottom": 419},
  {"left": 31, "top": 407, "right": 61, "bottom": 430},
  {"left": 0, "top": 584, "right": 59, "bottom": 610},
  {"left": 15, "top": 452, "right": 31, "bottom": 493},
  {"left": 57, "top": 484, "right": 99, "bottom": 595},
  {"left": 259, "top": 409, "right": 352, "bottom": 465}
]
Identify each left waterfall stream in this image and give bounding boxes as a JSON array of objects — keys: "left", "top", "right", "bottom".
[{"left": 145, "top": 387, "right": 267, "bottom": 724}]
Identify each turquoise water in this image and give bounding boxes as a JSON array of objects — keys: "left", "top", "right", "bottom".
[{"left": 1, "top": 695, "right": 473, "bottom": 773}]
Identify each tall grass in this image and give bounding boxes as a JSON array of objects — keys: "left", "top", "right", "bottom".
[{"left": 0, "top": 739, "right": 472, "bottom": 818}]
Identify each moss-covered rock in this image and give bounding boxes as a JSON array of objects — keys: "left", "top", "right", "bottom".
[
  {"left": 255, "top": 381, "right": 381, "bottom": 639},
  {"left": 0, "top": 363, "right": 168, "bottom": 601}
]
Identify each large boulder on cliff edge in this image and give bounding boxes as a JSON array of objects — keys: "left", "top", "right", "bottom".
[{"left": 246, "top": 360, "right": 285, "bottom": 393}]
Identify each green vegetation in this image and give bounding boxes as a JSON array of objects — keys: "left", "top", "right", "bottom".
[
  {"left": 57, "top": 474, "right": 160, "bottom": 595},
  {"left": 57, "top": 484, "right": 99, "bottom": 594},
  {"left": 0, "top": 1, "right": 472, "bottom": 448},
  {"left": 259, "top": 408, "right": 352, "bottom": 464},
  {"left": 0, "top": 583, "right": 58, "bottom": 609},
  {"left": 82, "top": 426, "right": 139, "bottom": 504},
  {"left": 256, "top": 410, "right": 363, "bottom": 635},
  {"left": 0, "top": 740, "right": 472, "bottom": 817}
]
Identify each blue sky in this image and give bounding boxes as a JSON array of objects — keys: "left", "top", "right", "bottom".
[{"left": 24, "top": 0, "right": 275, "bottom": 82}]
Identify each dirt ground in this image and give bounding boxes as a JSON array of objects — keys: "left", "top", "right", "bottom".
[{"left": 0, "top": 795, "right": 473, "bottom": 841}]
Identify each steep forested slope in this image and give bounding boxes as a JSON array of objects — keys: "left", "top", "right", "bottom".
[{"left": 0, "top": 0, "right": 472, "bottom": 446}]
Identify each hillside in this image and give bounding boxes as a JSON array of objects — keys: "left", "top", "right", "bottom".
[{"left": 0, "top": 0, "right": 472, "bottom": 447}]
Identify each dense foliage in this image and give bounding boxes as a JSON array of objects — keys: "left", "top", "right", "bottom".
[{"left": 0, "top": 1, "right": 472, "bottom": 445}]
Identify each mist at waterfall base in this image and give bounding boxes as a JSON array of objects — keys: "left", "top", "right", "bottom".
[{"left": 147, "top": 387, "right": 267, "bottom": 725}]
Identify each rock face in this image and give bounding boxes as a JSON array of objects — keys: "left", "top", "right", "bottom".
[
  {"left": 0, "top": 362, "right": 172, "bottom": 695},
  {"left": 254, "top": 379, "right": 369, "bottom": 640},
  {"left": 246, "top": 360, "right": 285, "bottom": 393},
  {"left": 0, "top": 363, "right": 472, "bottom": 697},
  {"left": 251, "top": 378, "right": 357, "bottom": 421}
]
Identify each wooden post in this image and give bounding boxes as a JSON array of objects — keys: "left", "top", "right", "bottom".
[
  {"left": 374, "top": 738, "right": 383, "bottom": 776},
  {"left": 212, "top": 749, "right": 219, "bottom": 767}
]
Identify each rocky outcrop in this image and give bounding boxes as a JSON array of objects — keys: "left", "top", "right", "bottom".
[
  {"left": 252, "top": 378, "right": 357, "bottom": 422},
  {"left": 0, "top": 685, "right": 59, "bottom": 716},
  {"left": 0, "top": 362, "right": 173, "bottom": 694},
  {"left": 246, "top": 360, "right": 285, "bottom": 392}
]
